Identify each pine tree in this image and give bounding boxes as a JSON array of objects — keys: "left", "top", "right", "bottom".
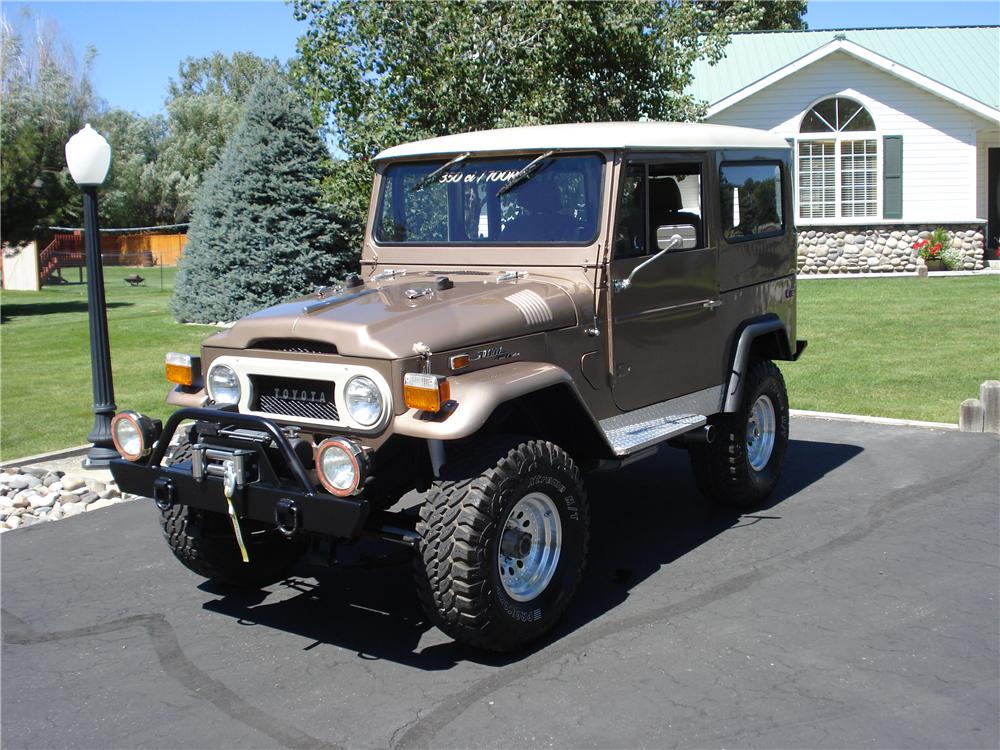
[{"left": 171, "top": 74, "right": 350, "bottom": 323}]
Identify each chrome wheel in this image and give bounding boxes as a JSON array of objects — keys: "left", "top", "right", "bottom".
[
  {"left": 498, "top": 492, "right": 562, "bottom": 602},
  {"left": 747, "top": 394, "right": 776, "bottom": 471}
]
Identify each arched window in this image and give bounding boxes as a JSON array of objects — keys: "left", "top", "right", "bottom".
[{"left": 797, "top": 97, "right": 878, "bottom": 219}]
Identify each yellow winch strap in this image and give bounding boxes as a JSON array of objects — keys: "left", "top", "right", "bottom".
[{"left": 223, "top": 481, "right": 250, "bottom": 564}]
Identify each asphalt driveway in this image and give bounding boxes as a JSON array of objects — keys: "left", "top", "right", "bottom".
[{"left": 2, "top": 417, "right": 998, "bottom": 749}]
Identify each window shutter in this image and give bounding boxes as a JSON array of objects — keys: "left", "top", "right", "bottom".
[{"left": 883, "top": 135, "right": 903, "bottom": 219}]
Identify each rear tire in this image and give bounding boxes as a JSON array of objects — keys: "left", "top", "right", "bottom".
[
  {"left": 159, "top": 434, "right": 304, "bottom": 587},
  {"left": 690, "top": 358, "right": 789, "bottom": 508},
  {"left": 414, "top": 439, "right": 589, "bottom": 651}
]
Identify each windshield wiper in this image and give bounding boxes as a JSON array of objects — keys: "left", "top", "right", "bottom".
[
  {"left": 410, "top": 152, "right": 471, "bottom": 192},
  {"left": 496, "top": 150, "right": 556, "bottom": 197}
]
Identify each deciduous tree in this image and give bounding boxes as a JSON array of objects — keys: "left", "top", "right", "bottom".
[
  {"left": 151, "top": 52, "right": 285, "bottom": 223},
  {"left": 0, "top": 11, "right": 97, "bottom": 243},
  {"left": 291, "top": 0, "right": 807, "bottom": 248}
]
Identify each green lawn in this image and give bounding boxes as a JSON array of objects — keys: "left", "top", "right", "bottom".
[
  {"left": 1, "top": 267, "right": 216, "bottom": 460},
  {"left": 1, "top": 272, "right": 997, "bottom": 460},
  {"left": 783, "top": 276, "right": 1000, "bottom": 423}
]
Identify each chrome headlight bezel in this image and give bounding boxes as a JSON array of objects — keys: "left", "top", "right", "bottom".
[
  {"left": 344, "top": 375, "right": 384, "bottom": 427},
  {"left": 207, "top": 363, "right": 241, "bottom": 405}
]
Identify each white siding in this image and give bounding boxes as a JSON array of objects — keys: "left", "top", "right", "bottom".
[{"left": 707, "top": 51, "right": 995, "bottom": 224}]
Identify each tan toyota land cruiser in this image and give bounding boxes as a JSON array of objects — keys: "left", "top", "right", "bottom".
[{"left": 110, "top": 122, "right": 806, "bottom": 651}]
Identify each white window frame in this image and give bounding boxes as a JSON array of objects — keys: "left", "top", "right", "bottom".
[{"left": 794, "top": 96, "right": 881, "bottom": 224}]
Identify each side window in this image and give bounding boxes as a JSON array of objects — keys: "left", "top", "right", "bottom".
[
  {"left": 648, "top": 163, "right": 703, "bottom": 249},
  {"left": 614, "top": 161, "right": 704, "bottom": 258},
  {"left": 720, "top": 162, "right": 784, "bottom": 241}
]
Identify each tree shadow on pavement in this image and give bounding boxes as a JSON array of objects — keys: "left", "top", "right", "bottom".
[{"left": 200, "top": 437, "right": 863, "bottom": 670}]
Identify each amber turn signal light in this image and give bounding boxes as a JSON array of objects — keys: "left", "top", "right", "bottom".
[
  {"left": 165, "top": 352, "right": 195, "bottom": 386},
  {"left": 403, "top": 373, "right": 450, "bottom": 412}
]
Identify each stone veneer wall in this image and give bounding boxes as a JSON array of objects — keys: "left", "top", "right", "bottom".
[{"left": 796, "top": 224, "right": 985, "bottom": 274}]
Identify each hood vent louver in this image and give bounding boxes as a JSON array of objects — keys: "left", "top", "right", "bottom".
[{"left": 250, "top": 339, "right": 339, "bottom": 355}]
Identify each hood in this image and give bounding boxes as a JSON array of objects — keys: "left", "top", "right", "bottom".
[{"left": 205, "top": 273, "right": 580, "bottom": 359}]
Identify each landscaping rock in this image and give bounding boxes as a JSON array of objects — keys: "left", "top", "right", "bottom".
[
  {"left": 6, "top": 476, "right": 31, "bottom": 491},
  {"left": 85, "top": 480, "right": 107, "bottom": 494},
  {"left": 57, "top": 494, "right": 80, "bottom": 505},
  {"left": 60, "top": 476, "right": 87, "bottom": 492},
  {"left": 30, "top": 495, "right": 57, "bottom": 510},
  {"left": 78, "top": 491, "right": 100, "bottom": 505}
]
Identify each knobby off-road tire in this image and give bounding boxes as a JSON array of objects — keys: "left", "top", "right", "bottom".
[
  {"left": 414, "top": 439, "right": 589, "bottom": 651},
  {"left": 159, "top": 435, "right": 304, "bottom": 587},
  {"left": 690, "top": 358, "right": 789, "bottom": 509}
]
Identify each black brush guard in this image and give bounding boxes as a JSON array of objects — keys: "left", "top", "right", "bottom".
[{"left": 109, "top": 407, "right": 369, "bottom": 538}]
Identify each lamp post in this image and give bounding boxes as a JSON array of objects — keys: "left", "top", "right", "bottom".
[{"left": 65, "top": 124, "right": 117, "bottom": 468}]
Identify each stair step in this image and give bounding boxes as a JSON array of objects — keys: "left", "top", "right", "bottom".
[{"left": 602, "top": 412, "right": 707, "bottom": 456}]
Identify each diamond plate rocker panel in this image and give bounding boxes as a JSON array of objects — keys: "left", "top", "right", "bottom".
[{"left": 600, "top": 385, "right": 724, "bottom": 456}]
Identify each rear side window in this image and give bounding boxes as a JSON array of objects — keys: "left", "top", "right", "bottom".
[{"left": 720, "top": 162, "right": 784, "bottom": 242}]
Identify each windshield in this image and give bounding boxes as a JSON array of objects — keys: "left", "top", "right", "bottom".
[{"left": 375, "top": 153, "right": 604, "bottom": 245}]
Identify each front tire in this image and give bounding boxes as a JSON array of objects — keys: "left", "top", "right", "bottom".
[
  {"left": 160, "top": 434, "right": 304, "bottom": 587},
  {"left": 414, "top": 439, "right": 589, "bottom": 651},
  {"left": 690, "top": 358, "right": 789, "bottom": 508}
]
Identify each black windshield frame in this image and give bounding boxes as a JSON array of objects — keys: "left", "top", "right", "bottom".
[{"left": 373, "top": 152, "right": 606, "bottom": 247}]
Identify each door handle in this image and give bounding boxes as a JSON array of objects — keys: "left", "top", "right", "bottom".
[{"left": 703, "top": 299, "right": 722, "bottom": 310}]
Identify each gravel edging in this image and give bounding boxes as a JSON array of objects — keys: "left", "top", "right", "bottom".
[{"left": 0, "top": 466, "right": 137, "bottom": 531}]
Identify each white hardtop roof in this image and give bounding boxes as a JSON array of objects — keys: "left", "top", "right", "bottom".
[{"left": 374, "top": 121, "right": 790, "bottom": 160}]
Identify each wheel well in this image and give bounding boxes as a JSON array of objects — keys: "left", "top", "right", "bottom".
[
  {"left": 478, "top": 384, "right": 612, "bottom": 467},
  {"left": 748, "top": 327, "right": 793, "bottom": 362}
]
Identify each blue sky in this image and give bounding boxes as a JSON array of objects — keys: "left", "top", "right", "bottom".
[{"left": 6, "top": 1, "right": 999, "bottom": 117}]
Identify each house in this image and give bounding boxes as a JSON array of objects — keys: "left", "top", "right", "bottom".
[{"left": 688, "top": 26, "right": 1000, "bottom": 273}]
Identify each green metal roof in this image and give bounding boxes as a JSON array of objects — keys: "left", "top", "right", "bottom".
[{"left": 688, "top": 26, "right": 1000, "bottom": 111}]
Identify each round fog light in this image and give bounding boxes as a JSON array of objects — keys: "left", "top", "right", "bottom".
[
  {"left": 111, "top": 411, "right": 158, "bottom": 461},
  {"left": 315, "top": 438, "right": 367, "bottom": 497}
]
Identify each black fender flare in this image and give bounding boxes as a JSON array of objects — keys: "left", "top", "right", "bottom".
[{"left": 723, "top": 317, "right": 800, "bottom": 413}]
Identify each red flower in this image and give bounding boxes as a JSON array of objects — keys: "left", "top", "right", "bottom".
[{"left": 913, "top": 239, "right": 927, "bottom": 249}]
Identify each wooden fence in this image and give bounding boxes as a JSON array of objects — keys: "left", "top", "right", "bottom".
[
  {"left": 37, "top": 232, "right": 188, "bottom": 285},
  {"left": 99, "top": 232, "right": 188, "bottom": 267}
]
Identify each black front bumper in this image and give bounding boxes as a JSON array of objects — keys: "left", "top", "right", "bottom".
[{"left": 109, "top": 407, "right": 369, "bottom": 539}]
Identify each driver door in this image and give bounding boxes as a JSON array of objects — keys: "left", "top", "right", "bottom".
[{"left": 610, "top": 156, "right": 724, "bottom": 412}]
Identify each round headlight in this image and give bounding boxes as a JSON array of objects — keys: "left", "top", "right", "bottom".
[
  {"left": 344, "top": 375, "right": 383, "bottom": 426},
  {"left": 207, "top": 363, "right": 241, "bottom": 405},
  {"left": 315, "top": 438, "right": 367, "bottom": 496},
  {"left": 111, "top": 410, "right": 158, "bottom": 461}
]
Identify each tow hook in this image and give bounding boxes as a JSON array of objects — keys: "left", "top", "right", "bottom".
[
  {"left": 275, "top": 497, "right": 300, "bottom": 537},
  {"left": 152, "top": 478, "right": 175, "bottom": 511}
]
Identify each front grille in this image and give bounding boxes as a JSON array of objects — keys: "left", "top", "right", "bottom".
[
  {"left": 250, "top": 338, "right": 338, "bottom": 354},
  {"left": 251, "top": 375, "right": 339, "bottom": 421}
]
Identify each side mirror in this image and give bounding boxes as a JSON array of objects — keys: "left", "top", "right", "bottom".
[{"left": 655, "top": 223, "right": 697, "bottom": 251}]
